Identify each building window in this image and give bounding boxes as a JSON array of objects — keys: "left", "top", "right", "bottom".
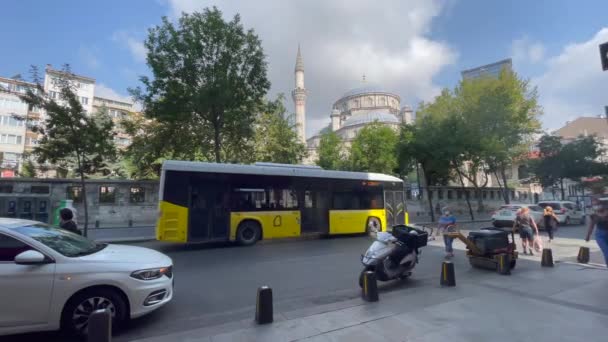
[
  {"left": 0, "top": 134, "right": 23, "bottom": 144},
  {"left": 437, "top": 189, "right": 444, "bottom": 200},
  {"left": 80, "top": 97, "right": 89, "bottom": 105},
  {"left": 99, "top": 186, "right": 116, "bottom": 204},
  {"left": 456, "top": 190, "right": 463, "bottom": 199},
  {"left": 30, "top": 186, "right": 49, "bottom": 194},
  {"left": 0, "top": 184, "right": 13, "bottom": 193},
  {"left": 482, "top": 191, "right": 487, "bottom": 199},
  {"left": 447, "top": 190, "right": 453, "bottom": 200},
  {"left": 67, "top": 186, "right": 83, "bottom": 203},
  {"left": 49, "top": 91, "right": 58, "bottom": 99},
  {"left": 490, "top": 191, "right": 495, "bottom": 199},
  {"left": 129, "top": 187, "right": 145, "bottom": 203}
]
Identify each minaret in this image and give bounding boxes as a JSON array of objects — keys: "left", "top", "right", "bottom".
[{"left": 292, "top": 45, "right": 307, "bottom": 144}]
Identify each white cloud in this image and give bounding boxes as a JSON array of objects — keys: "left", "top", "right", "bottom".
[
  {"left": 167, "top": 0, "right": 457, "bottom": 136},
  {"left": 94, "top": 83, "right": 133, "bottom": 104},
  {"left": 511, "top": 36, "right": 545, "bottom": 64},
  {"left": 533, "top": 28, "right": 608, "bottom": 129},
  {"left": 112, "top": 31, "right": 147, "bottom": 63},
  {"left": 79, "top": 46, "right": 100, "bottom": 69}
]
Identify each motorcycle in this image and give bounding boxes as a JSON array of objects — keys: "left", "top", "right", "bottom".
[{"left": 359, "top": 225, "right": 428, "bottom": 288}]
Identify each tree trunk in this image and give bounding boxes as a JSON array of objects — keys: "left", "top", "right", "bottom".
[
  {"left": 426, "top": 186, "right": 435, "bottom": 222},
  {"left": 501, "top": 167, "right": 510, "bottom": 204},
  {"left": 213, "top": 124, "right": 221, "bottom": 163},
  {"left": 456, "top": 168, "right": 475, "bottom": 221},
  {"left": 76, "top": 153, "right": 88, "bottom": 237},
  {"left": 476, "top": 189, "right": 485, "bottom": 213},
  {"left": 560, "top": 178, "right": 565, "bottom": 200}
]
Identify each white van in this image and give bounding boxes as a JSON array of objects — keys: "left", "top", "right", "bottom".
[{"left": 537, "top": 201, "right": 585, "bottom": 225}]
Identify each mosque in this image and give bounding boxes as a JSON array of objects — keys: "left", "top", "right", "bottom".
[{"left": 291, "top": 47, "right": 415, "bottom": 164}]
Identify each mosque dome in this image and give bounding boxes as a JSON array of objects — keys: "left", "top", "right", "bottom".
[{"left": 340, "top": 84, "right": 395, "bottom": 99}]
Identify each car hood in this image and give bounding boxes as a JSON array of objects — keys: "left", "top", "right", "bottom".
[{"left": 76, "top": 244, "right": 172, "bottom": 265}]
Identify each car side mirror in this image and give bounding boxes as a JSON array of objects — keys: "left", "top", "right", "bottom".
[{"left": 15, "top": 250, "right": 48, "bottom": 265}]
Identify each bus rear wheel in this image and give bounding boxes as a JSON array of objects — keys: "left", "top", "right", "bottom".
[{"left": 236, "top": 221, "right": 261, "bottom": 246}]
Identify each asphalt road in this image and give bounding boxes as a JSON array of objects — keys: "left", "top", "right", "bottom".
[{"left": 5, "top": 223, "right": 597, "bottom": 342}]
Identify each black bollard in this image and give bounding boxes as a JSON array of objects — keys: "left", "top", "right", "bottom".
[
  {"left": 88, "top": 309, "right": 112, "bottom": 342},
  {"left": 541, "top": 248, "right": 554, "bottom": 267},
  {"left": 497, "top": 253, "right": 511, "bottom": 275},
  {"left": 362, "top": 271, "right": 379, "bottom": 302},
  {"left": 255, "top": 286, "right": 273, "bottom": 324},
  {"left": 577, "top": 246, "right": 590, "bottom": 264},
  {"left": 440, "top": 261, "right": 456, "bottom": 287}
]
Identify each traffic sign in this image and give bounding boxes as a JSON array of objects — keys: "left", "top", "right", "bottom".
[{"left": 600, "top": 42, "right": 608, "bottom": 71}]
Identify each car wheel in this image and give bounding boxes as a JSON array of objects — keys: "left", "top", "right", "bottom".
[
  {"left": 61, "top": 288, "right": 127, "bottom": 337},
  {"left": 236, "top": 220, "right": 261, "bottom": 246},
  {"left": 366, "top": 217, "right": 381, "bottom": 236}
]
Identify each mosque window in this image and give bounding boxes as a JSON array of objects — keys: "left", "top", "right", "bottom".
[{"left": 367, "top": 97, "right": 373, "bottom": 106}]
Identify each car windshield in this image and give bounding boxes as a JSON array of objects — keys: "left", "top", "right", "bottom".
[
  {"left": 539, "top": 203, "right": 561, "bottom": 210},
  {"left": 12, "top": 224, "right": 107, "bottom": 257}
]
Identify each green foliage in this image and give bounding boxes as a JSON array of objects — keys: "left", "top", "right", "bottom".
[
  {"left": 131, "top": 7, "right": 270, "bottom": 163},
  {"left": 531, "top": 134, "right": 608, "bottom": 199},
  {"left": 20, "top": 159, "right": 37, "bottom": 178},
  {"left": 348, "top": 121, "right": 398, "bottom": 174},
  {"left": 253, "top": 95, "right": 307, "bottom": 164},
  {"left": 316, "top": 130, "right": 345, "bottom": 170},
  {"left": 20, "top": 65, "right": 117, "bottom": 234}
]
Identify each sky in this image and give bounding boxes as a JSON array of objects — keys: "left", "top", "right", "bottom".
[{"left": 2, "top": 0, "right": 608, "bottom": 137}]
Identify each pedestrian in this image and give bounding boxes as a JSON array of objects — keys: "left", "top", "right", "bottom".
[
  {"left": 513, "top": 207, "right": 539, "bottom": 255},
  {"left": 543, "top": 206, "right": 558, "bottom": 243},
  {"left": 59, "top": 208, "right": 81, "bottom": 235},
  {"left": 437, "top": 209, "right": 456, "bottom": 258},
  {"left": 585, "top": 197, "right": 608, "bottom": 266}
]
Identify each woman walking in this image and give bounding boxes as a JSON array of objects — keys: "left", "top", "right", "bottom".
[
  {"left": 585, "top": 197, "right": 608, "bottom": 266},
  {"left": 513, "top": 207, "right": 539, "bottom": 255},
  {"left": 543, "top": 206, "right": 558, "bottom": 243}
]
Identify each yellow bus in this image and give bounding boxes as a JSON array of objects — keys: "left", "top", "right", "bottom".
[{"left": 156, "top": 161, "right": 408, "bottom": 245}]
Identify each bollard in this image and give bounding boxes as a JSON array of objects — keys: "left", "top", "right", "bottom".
[
  {"left": 541, "top": 248, "right": 554, "bottom": 267},
  {"left": 362, "top": 271, "right": 379, "bottom": 302},
  {"left": 88, "top": 309, "right": 112, "bottom": 342},
  {"left": 497, "top": 253, "right": 511, "bottom": 275},
  {"left": 577, "top": 246, "right": 590, "bottom": 264},
  {"left": 255, "top": 286, "right": 273, "bottom": 324},
  {"left": 440, "top": 261, "right": 456, "bottom": 287}
]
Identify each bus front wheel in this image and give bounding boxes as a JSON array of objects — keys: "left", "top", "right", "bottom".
[{"left": 236, "top": 221, "right": 261, "bottom": 246}]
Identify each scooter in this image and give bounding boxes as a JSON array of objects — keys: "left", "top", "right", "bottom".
[{"left": 359, "top": 225, "right": 428, "bottom": 288}]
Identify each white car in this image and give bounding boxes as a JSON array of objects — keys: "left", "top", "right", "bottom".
[
  {"left": 0, "top": 219, "right": 173, "bottom": 337},
  {"left": 537, "top": 201, "right": 585, "bottom": 225},
  {"left": 491, "top": 204, "right": 544, "bottom": 228}
]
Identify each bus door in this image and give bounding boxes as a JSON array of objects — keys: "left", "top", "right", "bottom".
[
  {"left": 300, "top": 190, "right": 330, "bottom": 234},
  {"left": 188, "top": 184, "right": 230, "bottom": 241},
  {"left": 385, "top": 190, "right": 406, "bottom": 226}
]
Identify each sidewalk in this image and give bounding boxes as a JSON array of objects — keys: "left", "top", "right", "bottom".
[{"left": 134, "top": 256, "right": 607, "bottom": 342}]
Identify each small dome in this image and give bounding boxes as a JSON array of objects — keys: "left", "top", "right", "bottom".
[
  {"left": 342, "top": 112, "right": 399, "bottom": 128},
  {"left": 340, "top": 84, "right": 394, "bottom": 99}
]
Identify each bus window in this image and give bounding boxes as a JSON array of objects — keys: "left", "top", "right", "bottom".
[
  {"left": 333, "top": 193, "right": 361, "bottom": 210},
  {"left": 232, "top": 188, "right": 265, "bottom": 211},
  {"left": 267, "top": 189, "right": 298, "bottom": 210}
]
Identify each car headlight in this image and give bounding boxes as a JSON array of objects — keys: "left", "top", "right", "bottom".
[{"left": 131, "top": 266, "right": 172, "bottom": 281}]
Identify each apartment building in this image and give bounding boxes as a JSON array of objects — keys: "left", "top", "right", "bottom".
[{"left": 0, "top": 66, "right": 135, "bottom": 177}]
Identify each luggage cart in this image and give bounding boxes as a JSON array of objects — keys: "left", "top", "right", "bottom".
[{"left": 447, "top": 227, "right": 518, "bottom": 272}]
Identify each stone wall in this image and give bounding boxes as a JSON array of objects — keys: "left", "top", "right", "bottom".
[{"left": 0, "top": 178, "right": 158, "bottom": 228}]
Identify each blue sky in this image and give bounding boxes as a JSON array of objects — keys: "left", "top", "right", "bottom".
[{"left": 2, "top": 0, "right": 608, "bottom": 134}]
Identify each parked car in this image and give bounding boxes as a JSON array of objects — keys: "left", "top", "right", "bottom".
[
  {"left": 537, "top": 200, "right": 585, "bottom": 225},
  {"left": 491, "top": 204, "right": 544, "bottom": 228},
  {"left": 0, "top": 219, "right": 173, "bottom": 337}
]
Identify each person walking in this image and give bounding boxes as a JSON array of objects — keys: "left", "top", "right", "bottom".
[
  {"left": 585, "top": 197, "right": 608, "bottom": 266},
  {"left": 59, "top": 208, "right": 81, "bottom": 235},
  {"left": 513, "top": 207, "right": 539, "bottom": 255},
  {"left": 437, "top": 209, "right": 457, "bottom": 258},
  {"left": 543, "top": 206, "right": 558, "bottom": 243}
]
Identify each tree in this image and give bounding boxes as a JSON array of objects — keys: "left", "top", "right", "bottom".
[
  {"left": 316, "top": 130, "right": 345, "bottom": 170},
  {"left": 20, "top": 65, "right": 116, "bottom": 236},
  {"left": 131, "top": 8, "right": 270, "bottom": 163},
  {"left": 253, "top": 95, "right": 307, "bottom": 164},
  {"left": 348, "top": 121, "right": 398, "bottom": 174},
  {"left": 531, "top": 134, "right": 607, "bottom": 200},
  {"left": 20, "top": 159, "right": 37, "bottom": 178}
]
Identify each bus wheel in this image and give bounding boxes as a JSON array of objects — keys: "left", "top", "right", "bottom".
[
  {"left": 236, "top": 221, "right": 261, "bottom": 246},
  {"left": 366, "top": 217, "right": 381, "bottom": 236}
]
